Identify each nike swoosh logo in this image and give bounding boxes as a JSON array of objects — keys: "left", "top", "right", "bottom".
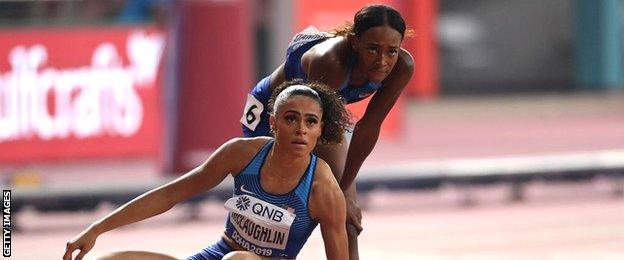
[{"left": 240, "top": 185, "right": 255, "bottom": 195}]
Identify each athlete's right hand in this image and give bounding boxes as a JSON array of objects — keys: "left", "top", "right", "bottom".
[
  {"left": 345, "top": 195, "right": 363, "bottom": 235},
  {"left": 63, "top": 227, "right": 99, "bottom": 260}
]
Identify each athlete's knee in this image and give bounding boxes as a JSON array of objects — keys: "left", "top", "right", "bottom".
[{"left": 222, "top": 251, "right": 262, "bottom": 260}]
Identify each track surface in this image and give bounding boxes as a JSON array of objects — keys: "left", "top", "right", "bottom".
[
  {"left": 15, "top": 181, "right": 624, "bottom": 259},
  {"left": 10, "top": 93, "right": 624, "bottom": 259}
]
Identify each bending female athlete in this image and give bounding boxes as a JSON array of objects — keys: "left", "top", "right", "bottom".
[
  {"left": 64, "top": 81, "right": 352, "bottom": 260},
  {"left": 240, "top": 5, "right": 414, "bottom": 259}
]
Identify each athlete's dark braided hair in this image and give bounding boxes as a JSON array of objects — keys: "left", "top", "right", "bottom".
[
  {"left": 268, "top": 80, "right": 352, "bottom": 144},
  {"left": 329, "top": 4, "right": 413, "bottom": 38}
]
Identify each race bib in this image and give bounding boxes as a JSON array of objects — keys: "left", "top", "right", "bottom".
[
  {"left": 225, "top": 195, "right": 296, "bottom": 250},
  {"left": 240, "top": 94, "right": 264, "bottom": 131}
]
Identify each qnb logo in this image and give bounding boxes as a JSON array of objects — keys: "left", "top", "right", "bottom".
[{"left": 236, "top": 196, "right": 251, "bottom": 211}]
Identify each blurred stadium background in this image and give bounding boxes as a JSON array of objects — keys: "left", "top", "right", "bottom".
[{"left": 2, "top": 0, "right": 624, "bottom": 259}]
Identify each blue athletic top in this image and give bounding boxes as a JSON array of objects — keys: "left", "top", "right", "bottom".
[
  {"left": 224, "top": 140, "right": 318, "bottom": 259},
  {"left": 283, "top": 28, "right": 383, "bottom": 104},
  {"left": 240, "top": 28, "right": 383, "bottom": 137}
]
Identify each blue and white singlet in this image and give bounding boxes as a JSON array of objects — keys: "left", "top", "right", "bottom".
[{"left": 223, "top": 139, "right": 318, "bottom": 259}]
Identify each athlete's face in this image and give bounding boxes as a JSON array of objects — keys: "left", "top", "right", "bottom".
[
  {"left": 270, "top": 95, "right": 323, "bottom": 156},
  {"left": 352, "top": 25, "right": 403, "bottom": 83}
]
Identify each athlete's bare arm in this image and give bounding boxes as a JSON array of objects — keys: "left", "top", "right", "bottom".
[
  {"left": 309, "top": 159, "right": 348, "bottom": 260},
  {"left": 339, "top": 49, "right": 414, "bottom": 190},
  {"left": 63, "top": 138, "right": 266, "bottom": 260}
]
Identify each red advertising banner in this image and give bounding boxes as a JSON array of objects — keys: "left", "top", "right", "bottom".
[
  {"left": 400, "top": 0, "right": 439, "bottom": 98},
  {"left": 0, "top": 26, "right": 165, "bottom": 164}
]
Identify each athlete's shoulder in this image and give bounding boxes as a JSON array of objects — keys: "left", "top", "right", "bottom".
[
  {"left": 397, "top": 48, "right": 414, "bottom": 71},
  {"left": 312, "top": 158, "right": 338, "bottom": 187},
  {"left": 223, "top": 137, "right": 272, "bottom": 160},
  {"left": 219, "top": 137, "right": 271, "bottom": 177},
  {"left": 397, "top": 48, "right": 415, "bottom": 73},
  {"left": 302, "top": 36, "right": 351, "bottom": 87},
  {"left": 307, "top": 36, "right": 347, "bottom": 65}
]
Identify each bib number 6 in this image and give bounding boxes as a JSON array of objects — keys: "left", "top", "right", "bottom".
[
  {"left": 240, "top": 94, "right": 264, "bottom": 131},
  {"left": 245, "top": 105, "right": 259, "bottom": 124}
]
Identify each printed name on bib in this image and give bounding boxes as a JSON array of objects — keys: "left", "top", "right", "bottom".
[
  {"left": 225, "top": 195, "right": 295, "bottom": 250},
  {"left": 230, "top": 229, "right": 274, "bottom": 256}
]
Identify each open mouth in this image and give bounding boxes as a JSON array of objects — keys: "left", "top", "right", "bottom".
[{"left": 292, "top": 140, "right": 307, "bottom": 146}]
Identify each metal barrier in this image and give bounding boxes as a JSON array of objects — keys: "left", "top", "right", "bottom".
[{"left": 11, "top": 150, "right": 624, "bottom": 217}]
